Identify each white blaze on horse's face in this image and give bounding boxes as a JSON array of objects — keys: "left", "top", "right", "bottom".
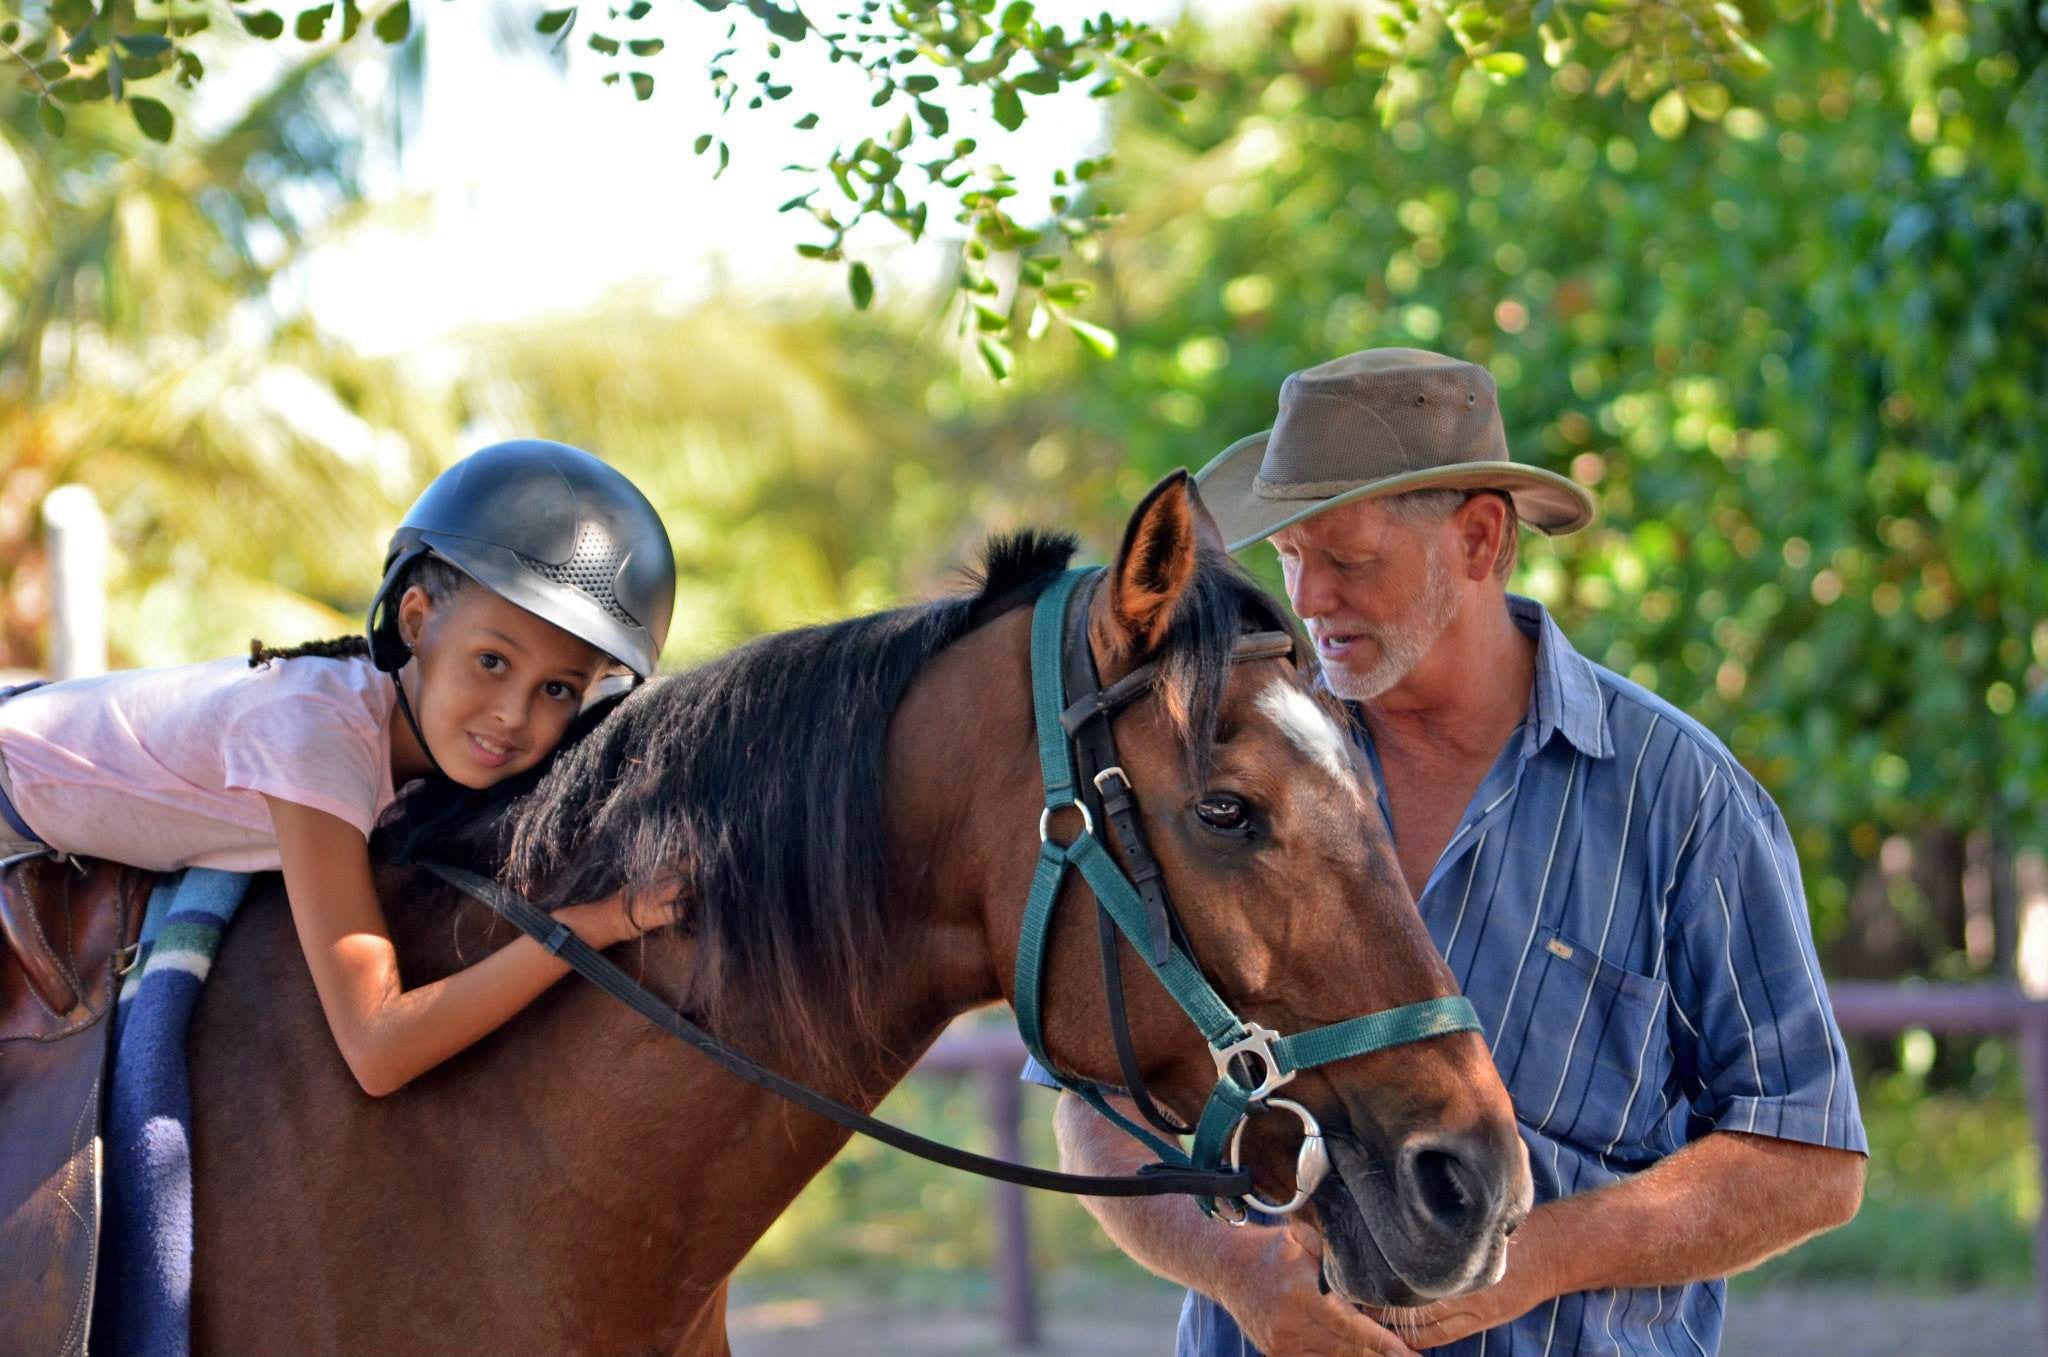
[{"left": 1255, "top": 680, "right": 1361, "bottom": 799}]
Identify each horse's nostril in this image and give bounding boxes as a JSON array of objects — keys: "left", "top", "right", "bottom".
[{"left": 1404, "top": 1141, "right": 1489, "bottom": 1233}]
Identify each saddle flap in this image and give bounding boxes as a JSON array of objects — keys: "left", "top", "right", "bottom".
[{"left": 1, "top": 858, "right": 150, "bottom": 1357}]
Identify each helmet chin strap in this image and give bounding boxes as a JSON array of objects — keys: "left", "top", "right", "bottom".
[{"left": 391, "top": 661, "right": 449, "bottom": 781}]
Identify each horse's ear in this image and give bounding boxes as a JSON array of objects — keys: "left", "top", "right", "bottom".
[{"left": 1098, "top": 470, "right": 1222, "bottom": 660}]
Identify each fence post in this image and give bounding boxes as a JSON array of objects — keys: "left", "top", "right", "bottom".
[
  {"left": 42, "top": 486, "right": 108, "bottom": 680},
  {"left": 980, "top": 1063, "right": 1040, "bottom": 1349},
  {"left": 2019, "top": 1012, "right": 2048, "bottom": 1345}
]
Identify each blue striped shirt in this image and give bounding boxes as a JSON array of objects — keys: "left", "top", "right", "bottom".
[{"left": 1171, "top": 595, "right": 1865, "bottom": 1356}]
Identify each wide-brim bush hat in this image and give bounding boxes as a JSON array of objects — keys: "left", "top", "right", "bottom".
[{"left": 1194, "top": 347, "right": 1596, "bottom": 552}]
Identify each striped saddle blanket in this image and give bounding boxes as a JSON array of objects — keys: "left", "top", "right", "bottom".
[{"left": 95, "top": 868, "right": 249, "bottom": 1357}]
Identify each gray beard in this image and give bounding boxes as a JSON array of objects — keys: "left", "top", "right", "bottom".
[{"left": 1318, "top": 548, "right": 1464, "bottom": 702}]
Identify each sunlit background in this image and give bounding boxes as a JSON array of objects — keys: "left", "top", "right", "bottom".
[{"left": 5, "top": 0, "right": 2046, "bottom": 1347}]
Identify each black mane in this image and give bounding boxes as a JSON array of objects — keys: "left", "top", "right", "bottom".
[{"left": 374, "top": 528, "right": 1303, "bottom": 1081}]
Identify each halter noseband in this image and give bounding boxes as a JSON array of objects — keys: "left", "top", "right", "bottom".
[{"left": 1012, "top": 568, "right": 1482, "bottom": 1220}]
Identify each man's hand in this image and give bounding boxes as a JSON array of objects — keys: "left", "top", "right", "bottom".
[
  {"left": 1214, "top": 1229, "right": 1423, "bottom": 1357},
  {"left": 1364, "top": 1268, "right": 1553, "bottom": 1350}
]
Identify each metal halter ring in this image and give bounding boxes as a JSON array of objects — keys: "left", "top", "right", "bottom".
[
  {"left": 1211, "top": 1023, "right": 1295, "bottom": 1102},
  {"left": 1225, "top": 1097, "right": 1332, "bottom": 1220},
  {"left": 1038, "top": 800, "right": 1094, "bottom": 845}
]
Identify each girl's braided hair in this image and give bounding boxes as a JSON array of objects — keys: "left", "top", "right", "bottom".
[{"left": 249, "top": 556, "right": 469, "bottom": 669}]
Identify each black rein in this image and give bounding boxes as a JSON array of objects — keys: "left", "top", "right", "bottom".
[{"left": 422, "top": 863, "right": 1254, "bottom": 1201}]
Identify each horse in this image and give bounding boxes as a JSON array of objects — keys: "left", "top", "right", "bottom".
[{"left": 180, "top": 473, "right": 1531, "bottom": 1355}]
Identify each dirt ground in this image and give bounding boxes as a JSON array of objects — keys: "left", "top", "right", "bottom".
[{"left": 729, "top": 1281, "right": 2041, "bottom": 1356}]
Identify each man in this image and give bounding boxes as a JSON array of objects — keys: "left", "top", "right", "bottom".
[{"left": 1040, "top": 349, "right": 1866, "bottom": 1357}]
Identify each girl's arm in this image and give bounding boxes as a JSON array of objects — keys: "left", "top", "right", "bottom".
[{"left": 265, "top": 795, "right": 651, "bottom": 1097}]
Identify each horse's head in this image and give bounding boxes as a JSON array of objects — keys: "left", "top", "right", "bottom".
[{"left": 990, "top": 471, "right": 1531, "bottom": 1307}]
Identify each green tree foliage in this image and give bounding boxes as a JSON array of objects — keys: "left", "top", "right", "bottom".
[
  {"left": 4, "top": 0, "right": 1891, "bottom": 377},
  {"left": 971, "top": 0, "right": 2048, "bottom": 955}
]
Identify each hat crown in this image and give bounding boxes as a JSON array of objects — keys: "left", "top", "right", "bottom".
[{"left": 1257, "top": 348, "right": 1506, "bottom": 494}]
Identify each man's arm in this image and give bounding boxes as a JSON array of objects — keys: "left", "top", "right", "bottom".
[
  {"left": 1378, "top": 1130, "right": 1863, "bottom": 1348},
  {"left": 1057, "top": 1088, "right": 1862, "bottom": 1355}
]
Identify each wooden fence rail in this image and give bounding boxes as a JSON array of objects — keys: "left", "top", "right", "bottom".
[{"left": 916, "top": 982, "right": 2048, "bottom": 1349}]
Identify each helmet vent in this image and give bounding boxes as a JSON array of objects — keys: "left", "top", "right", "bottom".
[{"left": 520, "top": 522, "right": 639, "bottom": 627}]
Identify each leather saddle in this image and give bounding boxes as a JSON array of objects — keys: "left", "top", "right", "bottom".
[{"left": 0, "top": 856, "right": 151, "bottom": 1357}]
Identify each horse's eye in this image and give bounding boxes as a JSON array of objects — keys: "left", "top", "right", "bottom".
[{"left": 1196, "top": 794, "right": 1249, "bottom": 832}]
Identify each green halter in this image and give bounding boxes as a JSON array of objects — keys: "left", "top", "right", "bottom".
[{"left": 1012, "top": 568, "right": 1483, "bottom": 1219}]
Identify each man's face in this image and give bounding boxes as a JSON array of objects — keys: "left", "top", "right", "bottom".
[{"left": 1270, "top": 499, "right": 1463, "bottom": 702}]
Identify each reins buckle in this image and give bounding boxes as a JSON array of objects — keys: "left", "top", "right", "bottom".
[
  {"left": 1092, "top": 765, "right": 1130, "bottom": 798},
  {"left": 1212, "top": 1023, "right": 1293, "bottom": 1101}
]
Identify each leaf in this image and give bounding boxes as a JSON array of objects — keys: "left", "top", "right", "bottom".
[
  {"left": 1681, "top": 80, "right": 1730, "bottom": 121},
  {"left": 129, "top": 95, "right": 173, "bottom": 141},
  {"left": 373, "top": 0, "right": 409, "bottom": 42},
  {"left": 1164, "top": 82, "right": 1197, "bottom": 101},
  {"left": 625, "top": 0, "right": 650, "bottom": 15},
  {"left": 1014, "top": 70, "right": 1058, "bottom": 96},
  {"left": 630, "top": 70, "right": 653, "bottom": 99},
  {"left": 848, "top": 261, "right": 874, "bottom": 309},
  {"left": 38, "top": 100, "right": 66, "bottom": 136},
  {"left": 1042, "top": 280, "right": 1092, "bottom": 305},
  {"left": 794, "top": 112, "right": 819, "bottom": 128},
  {"left": 693, "top": 132, "right": 713, "bottom": 154},
  {"left": 237, "top": 8, "right": 285, "bottom": 37},
  {"left": 916, "top": 100, "right": 947, "bottom": 136},
  {"left": 992, "top": 84, "right": 1024, "bottom": 131},
  {"left": 1062, "top": 314, "right": 1118, "bottom": 358},
  {"left": 903, "top": 74, "right": 937, "bottom": 93},
  {"left": 535, "top": 7, "right": 573, "bottom": 32},
  {"left": 715, "top": 140, "right": 729, "bottom": 177},
  {"left": 293, "top": 3, "right": 331, "bottom": 41},
  {"left": 1648, "top": 87, "right": 1689, "bottom": 140},
  {"left": 977, "top": 335, "right": 1015, "bottom": 380},
  {"left": 116, "top": 34, "right": 176, "bottom": 56},
  {"left": 999, "top": 0, "right": 1031, "bottom": 35},
  {"left": 588, "top": 32, "right": 618, "bottom": 54},
  {"left": 628, "top": 36, "right": 662, "bottom": 54},
  {"left": 747, "top": 0, "right": 807, "bottom": 42}
]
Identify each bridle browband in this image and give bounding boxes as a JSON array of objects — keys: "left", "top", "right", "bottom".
[{"left": 428, "top": 565, "right": 1480, "bottom": 1215}]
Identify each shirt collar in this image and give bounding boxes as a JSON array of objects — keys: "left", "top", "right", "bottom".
[{"left": 1508, "top": 594, "right": 1613, "bottom": 760}]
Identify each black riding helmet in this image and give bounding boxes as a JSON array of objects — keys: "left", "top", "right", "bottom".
[{"left": 367, "top": 440, "right": 676, "bottom": 679}]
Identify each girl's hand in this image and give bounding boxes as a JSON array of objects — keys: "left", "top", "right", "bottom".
[
  {"left": 559, "top": 874, "right": 688, "bottom": 950},
  {"left": 556, "top": 893, "right": 643, "bottom": 950}
]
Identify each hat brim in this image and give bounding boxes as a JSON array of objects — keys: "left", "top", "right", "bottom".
[{"left": 1193, "top": 431, "right": 1598, "bottom": 554}]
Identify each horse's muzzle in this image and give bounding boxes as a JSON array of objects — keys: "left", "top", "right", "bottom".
[{"left": 1315, "top": 1123, "right": 1533, "bottom": 1307}]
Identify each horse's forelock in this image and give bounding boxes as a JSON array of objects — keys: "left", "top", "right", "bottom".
[{"left": 1152, "top": 548, "right": 1313, "bottom": 783}]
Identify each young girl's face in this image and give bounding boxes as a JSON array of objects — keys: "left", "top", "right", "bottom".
[{"left": 394, "top": 583, "right": 612, "bottom": 788}]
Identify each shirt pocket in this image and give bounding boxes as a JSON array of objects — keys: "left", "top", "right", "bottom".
[{"left": 1517, "top": 925, "right": 1672, "bottom": 1154}]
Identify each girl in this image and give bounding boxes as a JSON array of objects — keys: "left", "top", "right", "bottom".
[{"left": 0, "top": 439, "right": 676, "bottom": 1096}]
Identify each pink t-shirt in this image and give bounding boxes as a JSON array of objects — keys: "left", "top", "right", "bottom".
[{"left": 0, "top": 654, "right": 399, "bottom": 871}]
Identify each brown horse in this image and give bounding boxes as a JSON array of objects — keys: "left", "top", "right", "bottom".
[{"left": 181, "top": 474, "right": 1529, "bottom": 1355}]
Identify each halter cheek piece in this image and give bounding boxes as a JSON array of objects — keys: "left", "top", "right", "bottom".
[{"left": 427, "top": 565, "right": 1480, "bottom": 1216}]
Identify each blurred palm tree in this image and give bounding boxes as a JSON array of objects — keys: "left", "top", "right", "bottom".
[{"left": 0, "top": 41, "right": 450, "bottom": 668}]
